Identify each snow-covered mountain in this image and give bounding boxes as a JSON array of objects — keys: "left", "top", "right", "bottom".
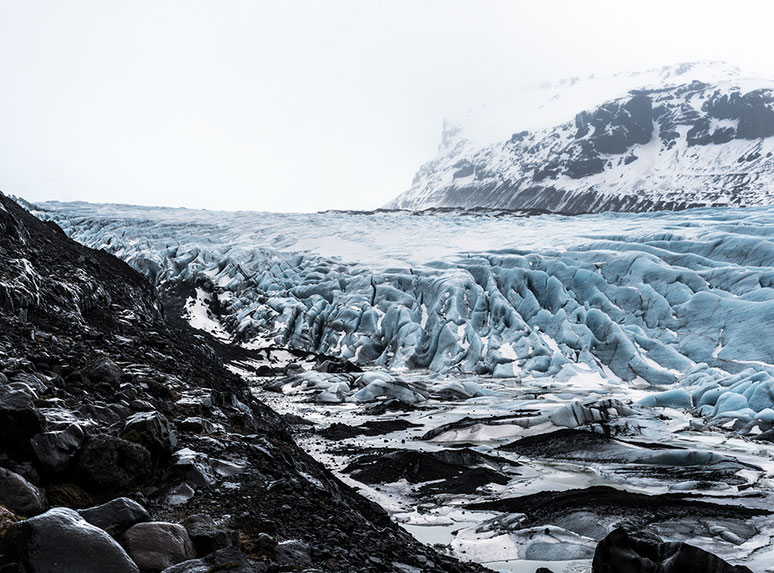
[{"left": 387, "top": 62, "right": 774, "bottom": 213}]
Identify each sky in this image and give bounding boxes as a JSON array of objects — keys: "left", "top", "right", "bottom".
[{"left": 1, "top": 0, "right": 774, "bottom": 213}]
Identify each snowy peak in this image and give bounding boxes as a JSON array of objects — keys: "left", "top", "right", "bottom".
[{"left": 388, "top": 63, "right": 774, "bottom": 213}]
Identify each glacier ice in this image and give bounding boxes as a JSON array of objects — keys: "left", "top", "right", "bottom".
[{"left": 34, "top": 202, "right": 774, "bottom": 422}]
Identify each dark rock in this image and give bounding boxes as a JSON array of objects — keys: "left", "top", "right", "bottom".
[
  {"left": 31, "top": 424, "right": 86, "bottom": 474},
  {"left": 78, "top": 497, "right": 150, "bottom": 537},
  {"left": 120, "top": 522, "right": 195, "bottom": 572},
  {"left": 592, "top": 528, "right": 754, "bottom": 573},
  {"left": 0, "top": 466, "right": 47, "bottom": 516},
  {"left": 344, "top": 448, "right": 511, "bottom": 494},
  {"left": 3, "top": 507, "right": 139, "bottom": 573},
  {"left": 76, "top": 435, "right": 151, "bottom": 491},
  {"left": 10, "top": 372, "right": 49, "bottom": 395},
  {"left": 0, "top": 386, "right": 46, "bottom": 456},
  {"left": 121, "top": 411, "right": 178, "bottom": 458},
  {"left": 274, "top": 540, "right": 312, "bottom": 569},
  {"left": 160, "top": 547, "right": 258, "bottom": 573},
  {"left": 176, "top": 416, "right": 218, "bottom": 434},
  {"left": 320, "top": 419, "right": 420, "bottom": 440},
  {"left": 82, "top": 357, "right": 123, "bottom": 390},
  {"left": 181, "top": 513, "right": 233, "bottom": 556},
  {"left": 166, "top": 448, "right": 215, "bottom": 487},
  {"left": 711, "top": 127, "right": 735, "bottom": 144}
]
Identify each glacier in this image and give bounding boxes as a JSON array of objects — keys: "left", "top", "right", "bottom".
[
  {"left": 34, "top": 201, "right": 774, "bottom": 426},
  {"left": 29, "top": 200, "right": 774, "bottom": 570}
]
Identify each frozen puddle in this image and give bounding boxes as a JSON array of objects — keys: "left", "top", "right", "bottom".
[{"left": 242, "top": 358, "right": 774, "bottom": 571}]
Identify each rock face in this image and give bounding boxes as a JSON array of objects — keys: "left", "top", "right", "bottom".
[
  {"left": 3, "top": 507, "right": 140, "bottom": 573},
  {"left": 592, "top": 528, "right": 754, "bottom": 573},
  {"left": 386, "top": 64, "right": 774, "bottom": 214}
]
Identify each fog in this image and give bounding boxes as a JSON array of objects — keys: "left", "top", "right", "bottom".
[{"left": 1, "top": 0, "right": 773, "bottom": 212}]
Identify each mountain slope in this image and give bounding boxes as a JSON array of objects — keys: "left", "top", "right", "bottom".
[{"left": 387, "top": 63, "right": 774, "bottom": 213}]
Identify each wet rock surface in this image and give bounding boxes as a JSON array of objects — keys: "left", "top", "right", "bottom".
[
  {"left": 3, "top": 507, "right": 140, "bottom": 573},
  {"left": 592, "top": 528, "right": 755, "bottom": 573}
]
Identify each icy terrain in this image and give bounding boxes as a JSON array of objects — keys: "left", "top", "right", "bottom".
[
  {"left": 387, "top": 62, "right": 774, "bottom": 214},
  {"left": 34, "top": 201, "right": 774, "bottom": 571}
]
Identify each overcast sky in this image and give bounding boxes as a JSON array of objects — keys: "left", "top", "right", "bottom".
[{"left": 2, "top": 0, "right": 774, "bottom": 212}]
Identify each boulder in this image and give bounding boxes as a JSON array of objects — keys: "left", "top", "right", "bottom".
[
  {"left": 181, "top": 513, "right": 233, "bottom": 556},
  {"left": 0, "top": 386, "right": 46, "bottom": 456},
  {"left": 121, "top": 411, "right": 178, "bottom": 458},
  {"left": 78, "top": 497, "right": 150, "bottom": 537},
  {"left": 160, "top": 547, "right": 257, "bottom": 573},
  {"left": 121, "top": 522, "right": 195, "bottom": 571},
  {"left": 31, "top": 424, "right": 86, "bottom": 474},
  {"left": 274, "top": 540, "right": 312, "bottom": 569},
  {"left": 592, "top": 528, "right": 754, "bottom": 573},
  {"left": 3, "top": 507, "right": 139, "bottom": 573},
  {"left": 82, "top": 357, "right": 123, "bottom": 391},
  {"left": 0, "top": 466, "right": 47, "bottom": 516},
  {"left": 76, "top": 435, "right": 151, "bottom": 491}
]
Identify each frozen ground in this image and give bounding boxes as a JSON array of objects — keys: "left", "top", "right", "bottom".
[{"left": 34, "top": 201, "right": 774, "bottom": 571}]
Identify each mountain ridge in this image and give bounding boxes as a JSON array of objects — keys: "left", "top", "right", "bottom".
[{"left": 387, "top": 62, "right": 774, "bottom": 214}]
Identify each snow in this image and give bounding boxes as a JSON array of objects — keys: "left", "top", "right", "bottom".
[{"left": 387, "top": 62, "right": 774, "bottom": 213}]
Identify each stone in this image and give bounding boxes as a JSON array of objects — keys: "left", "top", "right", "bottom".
[
  {"left": 31, "top": 424, "right": 86, "bottom": 474},
  {"left": 181, "top": 513, "right": 233, "bottom": 556},
  {"left": 592, "top": 528, "right": 754, "bottom": 573},
  {"left": 167, "top": 448, "right": 215, "bottom": 487},
  {"left": 121, "top": 411, "right": 178, "bottom": 458},
  {"left": 0, "top": 466, "right": 47, "bottom": 516},
  {"left": 3, "top": 507, "right": 139, "bottom": 573},
  {"left": 76, "top": 435, "right": 151, "bottom": 491},
  {"left": 82, "top": 357, "right": 123, "bottom": 390},
  {"left": 120, "top": 522, "right": 195, "bottom": 572},
  {"left": 274, "top": 540, "right": 311, "bottom": 569},
  {"left": 160, "top": 547, "right": 258, "bottom": 573},
  {"left": 78, "top": 497, "right": 150, "bottom": 537},
  {"left": 0, "top": 386, "right": 46, "bottom": 456}
]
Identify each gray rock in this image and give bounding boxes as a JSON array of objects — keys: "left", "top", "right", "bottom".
[
  {"left": 0, "top": 466, "right": 47, "bottom": 516},
  {"left": 78, "top": 497, "right": 150, "bottom": 537},
  {"left": 31, "top": 424, "right": 86, "bottom": 474},
  {"left": 166, "top": 483, "right": 195, "bottom": 506},
  {"left": 181, "top": 513, "right": 233, "bottom": 556},
  {"left": 121, "top": 411, "right": 177, "bottom": 458},
  {"left": 121, "top": 522, "right": 195, "bottom": 572},
  {"left": 160, "top": 547, "right": 259, "bottom": 573},
  {"left": 167, "top": 448, "right": 215, "bottom": 487},
  {"left": 4, "top": 507, "right": 139, "bottom": 573},
  {"left": 76, "top": 435, "right": 151, "bottom": 491}
]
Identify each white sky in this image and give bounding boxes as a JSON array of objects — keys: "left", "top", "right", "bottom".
[{"left": 2, "top": 0, "right": 774, "bottom": 212}]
